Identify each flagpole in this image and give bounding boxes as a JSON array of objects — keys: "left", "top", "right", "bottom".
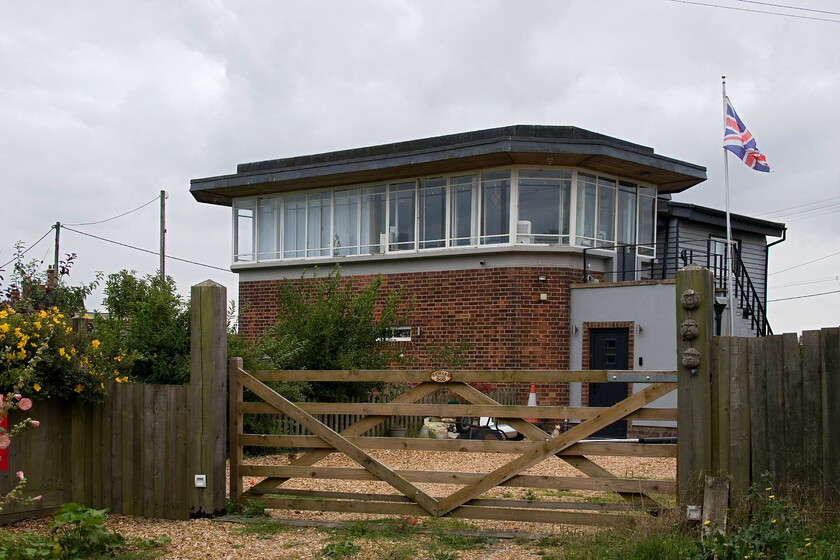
[{"left": 722, "top": 76, "right": 735, "bottom": 336}]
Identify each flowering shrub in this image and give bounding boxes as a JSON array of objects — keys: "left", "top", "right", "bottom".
[
  {"left": 0, "top": 304, "right": 133, "bottom": 403},
  {"left": 0, "top": 390, "right": 41, "bottom": 512}
]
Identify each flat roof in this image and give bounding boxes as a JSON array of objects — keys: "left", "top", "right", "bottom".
[
  {"left": 662, "top": 200, "right": 786, "bottom": 237},
  {"left": 190, "top": 124, "right": 707, "bottom": 206}
]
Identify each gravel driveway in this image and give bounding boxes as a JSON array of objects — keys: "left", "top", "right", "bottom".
[{"left": 6, "top": 450, "right": 676, "bottom": 559}]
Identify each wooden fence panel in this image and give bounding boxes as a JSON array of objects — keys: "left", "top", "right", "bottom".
[
  {"left": 747, "top": 337, "right": 769, "bottom": 486},
  {"left": 801, "top": 331, "right": 823, "bottom": 503},
  {"left": 728, "top": 337, "right": 751, "bottom": 507},
  {"left": 822, "top": 328, "right": 840, "bottom": 503},
  {"left": 764, "top": 335, "right": 786, "bottom": 490},
  {"left": 782, "top": 333, "right": 803, "bottom": 495}
]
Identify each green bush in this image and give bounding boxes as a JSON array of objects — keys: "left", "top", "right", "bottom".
[
  {"left": 94, "top": 271, "right": 190, "bottom": 385},
  {"left": 252, "top": 265, "right": 412, "bottom": 402}
]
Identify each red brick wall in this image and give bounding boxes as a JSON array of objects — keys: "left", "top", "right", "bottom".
[{"left": 238, "top": 266, "right": 586, "bottom": 405}]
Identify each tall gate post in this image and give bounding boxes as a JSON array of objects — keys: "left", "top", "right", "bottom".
[
  {"left": 189, "top": 280, "right": 228, "bottom": 516},
  {"left": 675, "top": 264, "right": 715, "bottom": 513}
]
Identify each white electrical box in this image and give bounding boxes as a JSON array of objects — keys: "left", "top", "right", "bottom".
[{"left": 194, "top": 474, "right": 207, "bottom": 488}]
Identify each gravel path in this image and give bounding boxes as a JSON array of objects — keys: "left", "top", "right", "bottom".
[{"left": 6, "top": 450, "right": 676, "bottom": 559}]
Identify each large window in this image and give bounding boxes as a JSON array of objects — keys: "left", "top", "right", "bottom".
[
  {"left": 420, "top": 177, "right": 446, "bottom": 249},
  {"left": 481, "top": 171, "right": 511, "bottom": 245},
  {"left": 518, "top": 169, "right": 571, "bottom": 245},
  {"left": 233, "top": 200, "right": 255, "bottom": 262},
  {"left": 451, "top": 174, "right": 478, "bottom": 246},
  {"left": 389, "top": 181, "right": 416, "bottom": 251},
  {"left": 575, "top": 174, "right": 615, "bottom": 248},
  {"left": 637, "top": 187, "right": 656, "bottom": 256},
  {"left": 283, "top": 194, "right": 306, "bottom": 259},
  {"left": 232, "top": 167, "right": 658, "bottom": 265},
  {"left": 333, "top": 188, "right": 359, "bottom": 256},
  {"left": 360, "top": 185, "right": 386, "bottom": 255},
  {"left": 258, "top": 197, "right": 282, "bottom": 260}
]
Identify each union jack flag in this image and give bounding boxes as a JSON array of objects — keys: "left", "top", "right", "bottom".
[{"left": 723, "top": 96, "right": 770, "bottom": 172}]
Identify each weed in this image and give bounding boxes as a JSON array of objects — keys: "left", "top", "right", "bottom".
[
  {"left": 316, "top": 539, "right": 360, "bottom": 559},
  {"left": 0, "top": 503, "right": 168, "bottom": 560},
  {"left": 696, "top": 474, "right": 839, "bottom": 559},
  {"left": 225, "top": 497, "right": 268, "bottom": 517}
]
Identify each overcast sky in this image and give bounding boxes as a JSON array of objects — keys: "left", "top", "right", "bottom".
[{"left": 2, "top": 0, "right": 838, "bottom": 334}]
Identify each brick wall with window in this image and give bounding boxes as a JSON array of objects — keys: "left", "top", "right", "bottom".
[{"left": 238, "top": 266, "right": 591, "bottom": 406}]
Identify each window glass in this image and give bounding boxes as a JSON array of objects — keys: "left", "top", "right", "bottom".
[
  {"left": 481, "top": 170, "right": 511, "bottom": 244},
  {"left": 597, "top": 178, "right": 616, "bottom": 247},
  {"left": 616, "top": 182, "right": 638, "bottom": 281},
  {"left": 420, "top": 177, "right": 446, "bottom": 249},
  {"left": 450, "top": 174, "right": 478, "bottom": 246},
  {"left": 258, "top": 197, "right": 282, "bottom": 260},
  {"left": 283, "top": 194, "right": 306, "bottom": 259},
  {"left": 307, "top": 192, "right": 331, "bottom": 257},
  {"left": 518, "top": 169, "right": 571, "bottom": 244},
  {"left": 638, "top": 193, "right": 656, "bottom": 257},
  {"left": 618, "top": 182, "right": 637, "bottom": 246},
  {"left": 333, "top": 188, "right": 359, "bottom": 256},
  {"left": 234, "top": 200, "right": 255, "bottom": 262},
  {"left": 575, "top": 173, "right": 597, "bottom": 247},
  {"left": 360, "top": 185, "right": 386, "bottom": 254},
  {"left": 389, "top": 181, "right": 416, "bottom": 251}
]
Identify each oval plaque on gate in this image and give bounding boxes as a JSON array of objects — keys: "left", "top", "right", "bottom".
[{"left": 430, "top": 369, "right": 452, "bottom": 383}]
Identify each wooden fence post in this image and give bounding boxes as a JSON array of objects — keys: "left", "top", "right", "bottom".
[
  {"left": 676, "top": 264, "right": 715, "bottom": 512},
  {"left": 189, "top": 280, "right": 227, "bottom": 516}
]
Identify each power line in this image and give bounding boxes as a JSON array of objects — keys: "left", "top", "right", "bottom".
[
  {"left": 63, "top": 195, "right": 160, "bottom": 227},
  {"left": 769, "top": 249, "right": 840, "bottom": 275},
  {"left": 62, "top": 226, "right": 232, "bottom": 273},
  {"left": 0, "top": 228, "right": 55, "bottom": 270},
  {"left": 670, "top": 0, "right": 840, "bottom": 22},
  {"left": 770, "top": 275, "right": 839, "bottom": 289},
  {"left": 757, "top": 195, "right": 840, "bottom": 219},
  {"left": 738, "top": 0, "right": 840, "bottom": 16},
  {"left": 769, "top": 288, "right": 840, "bottom": 302}
]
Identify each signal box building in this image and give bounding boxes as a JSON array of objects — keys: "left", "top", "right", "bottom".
[{"left": 191, "top": 125, "right": 785, "bottom": 437}]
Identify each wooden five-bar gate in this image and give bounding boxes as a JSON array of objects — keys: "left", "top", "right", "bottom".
[{"left": 229, "top": 360, "right": 678, "bottom": 526}]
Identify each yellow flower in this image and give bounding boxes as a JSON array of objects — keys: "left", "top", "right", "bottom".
[
  {"left": 59, "top": 348, "right": 66, "bottom": 357},
  {"left": 704, "top": 520, "right": 711, "bottom": 525},
  {"left": 17, "top": 349, "right": 26, "bottom": 360},
  {"left": 83, "top": 313, "right": 89, "bottom": 319},
  {"left": 0, "top": 310, "right": 6, "bottom": 319},
  {"left": 33, "top": 321, "right": 41, "bottom": 330},
  {"left": 65, "top": 327, "right": 72, "bottom": 334},
  {"left": 766, "top": 487, "right": 772, "bottom": 491},
  {"left": 33, "top": 383, "right": 41, "bottom": 392},
  {"left": 772, "top": 519, "right": 777, "bottom": 523},
  {"left": 52, "top": 307, "right": 59, "bottom": 312},
  {"left": 38, "top": 310, "right": 47, "bottom": 318},
  {"left": 74, "top": 384, "right": 84, "bottom": 393},
  {"left": 768, "top": 495, "right": 775, "bottom": 500},
  {"left": 0, "top": 323, "right": 8, "bottom": 333},
  {"left": 100, "top": 382, "right": 105, "bottom": 389},
  {"left": 91, "top": 339, "right": 101, "bottom": 349}
]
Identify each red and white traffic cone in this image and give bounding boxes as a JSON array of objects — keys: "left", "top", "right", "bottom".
[{"left": 525, "top": 382, "right": 540, "bottom": 424}]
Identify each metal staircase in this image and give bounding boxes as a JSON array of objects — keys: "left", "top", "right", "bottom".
[{"left": 706, "top": 242, "right": 772, "bottom": 337}]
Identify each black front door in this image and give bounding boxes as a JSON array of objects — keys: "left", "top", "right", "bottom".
[{"left": 588, "top": 328, "right": 630, "bottom": 438}]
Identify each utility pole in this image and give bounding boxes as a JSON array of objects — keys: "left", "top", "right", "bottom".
[
  {"left": 53, "top": 222, "right": 61, "bottom": 286},
  {"left": 160, "top": 190, "right": 166, "bottom": 280}
]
